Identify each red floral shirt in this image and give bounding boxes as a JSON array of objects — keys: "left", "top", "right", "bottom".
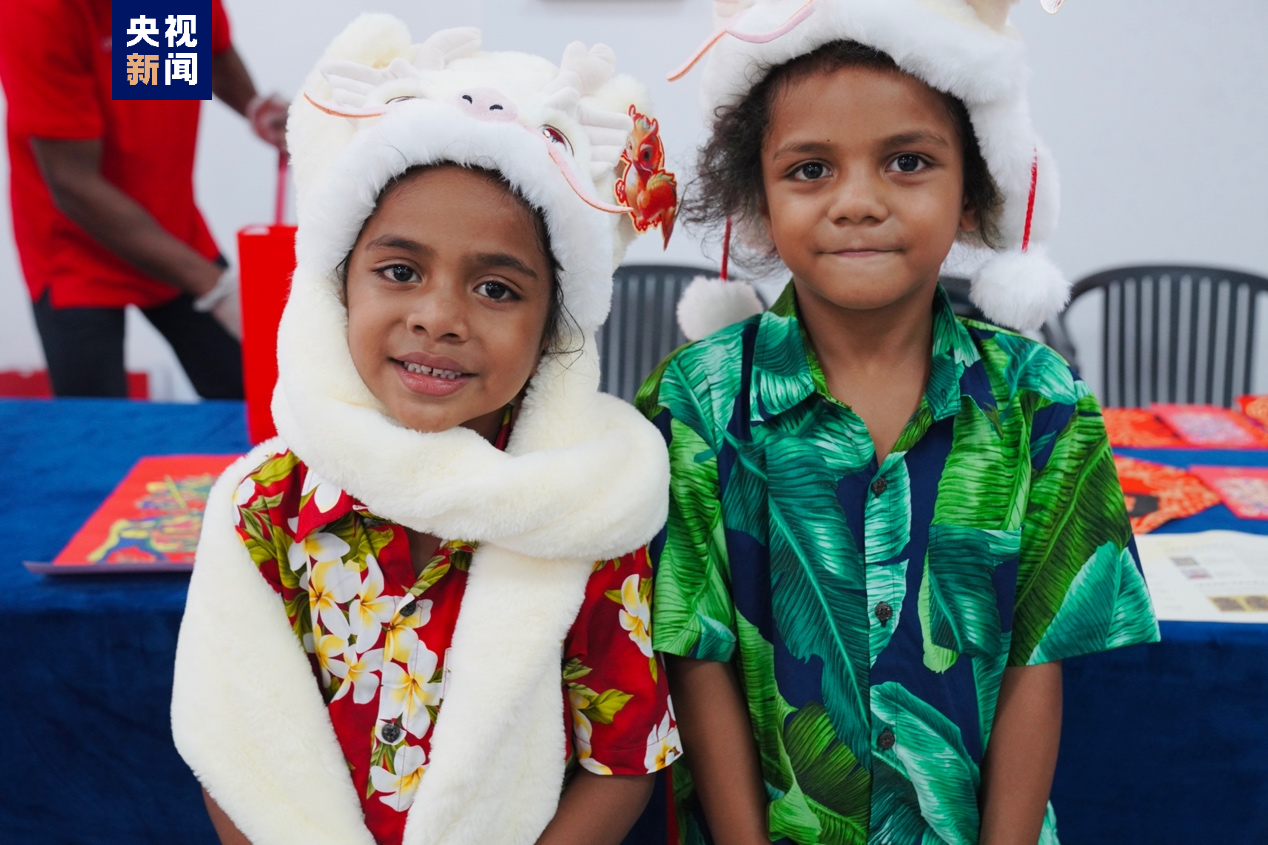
[{"left": 232, "top": 448, "right": 680, "bottom": 845}]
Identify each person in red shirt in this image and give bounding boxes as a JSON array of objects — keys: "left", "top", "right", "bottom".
[{"left": 0, "top": 0, "right": 287, "bottom": 397}]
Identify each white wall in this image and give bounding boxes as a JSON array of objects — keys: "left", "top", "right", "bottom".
[{"left": 2, "top": 0, "right": 1266, "bottom": 399}]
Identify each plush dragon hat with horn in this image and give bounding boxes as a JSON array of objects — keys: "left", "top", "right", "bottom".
[
  {"left": 173, "top": 15, "right": 673, "bottom": 845},
  {"left": 675, "top": 0, "right": 1069, "bottom": 337},
  {"left": 272, "top": 13, "right": 671, "bottom": 522}
]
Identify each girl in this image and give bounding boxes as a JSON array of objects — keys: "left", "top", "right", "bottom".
[
  {"left": 172, "top": 16, "right": 681, "bottom": 845},
  {"left": 640, "top": 1, "right": 1159, "bottom": 843}
]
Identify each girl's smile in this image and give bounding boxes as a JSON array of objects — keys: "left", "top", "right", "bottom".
[
  {"left": 344, "top": 165, "right": 555, "bottom": 441},
  {"left": 393, "top": 352, "right": 475, "bottom": 397}
]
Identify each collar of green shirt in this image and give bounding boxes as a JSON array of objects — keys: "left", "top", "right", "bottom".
[{"left": 750, "top": 281, "right": 997, "bottom": 428}]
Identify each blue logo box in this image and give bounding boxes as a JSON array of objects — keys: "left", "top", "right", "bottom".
[{"left": 112, "top": 1, "right": 212, "bottom": 100}]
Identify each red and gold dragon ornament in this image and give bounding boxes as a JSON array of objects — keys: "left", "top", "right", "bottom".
[{"left": 614, "top": 106, "right": 678, "bottom": 248}]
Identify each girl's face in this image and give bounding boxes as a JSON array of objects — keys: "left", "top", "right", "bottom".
[
  {"left": 345, "top": 166, "right": 554, "bottom": 441},
  {"left": 760, "top": 65, "right": 977, "bottom": 315}
]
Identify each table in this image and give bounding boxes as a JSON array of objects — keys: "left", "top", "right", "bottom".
[
  {"left": 3, "top": 400, "right": 1265, "bottom": 843},
  {"left": 1050, "top": 446, "right": 1268, "bottom": 844}
]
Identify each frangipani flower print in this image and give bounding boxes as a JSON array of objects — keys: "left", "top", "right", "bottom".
[
  {"left": 315, "top": 632, "right": 350, "bottom": 688},
  {"left": 383, "top": 597, "right": 432, "bottom": 664},
  {"left": 380, "top": 642, "right": 442, "bottom": 739},
  {"left": 235, "top": 450, "right": 678, "bottom": 836},
  {"left": 232, "top": 476, "right": 255, "bottom": 508},
  {"left": 287, "top": 530, "right": 350, "bottom": 572},
  {"left": 617, "top": 574, "right": 653, "bottom": 658},
  {"left": 301, "top": 467, "right": 344, "bottom": 513},
  {"left": 569, "top": 690, "right": 613, "bottom": 775},
  {"left": 644, "top": 712, "right": 682, "bottom": 772},
  {"left": 308, "top": 559, "right": 360, "bottom": 639},
  {"left": 333, "top": 646, "right": 383, "bottom": 705},
  {"left": 370, "top": 743, "right": 428, "bottom": 812},
  {"left": 349, "top": 555, "right": 395, "bottom": 652}
]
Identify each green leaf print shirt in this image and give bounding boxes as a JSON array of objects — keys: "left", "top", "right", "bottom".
[{"left": 637, "top": 285, "right": 1160, "bottom": 845}]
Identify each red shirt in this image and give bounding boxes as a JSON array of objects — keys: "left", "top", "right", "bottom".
[
  {"left": 234, "top": 447, "right": 682, "bottom": 845},
  {"left": 0, "top": 0, "right": 230, "bottom": 308}
]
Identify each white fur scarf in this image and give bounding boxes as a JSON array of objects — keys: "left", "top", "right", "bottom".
[{"left": 172, "top": 344, "right": 669, "bottom": 845}]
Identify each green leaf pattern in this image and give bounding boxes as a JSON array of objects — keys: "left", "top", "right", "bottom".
[{"left": 646, "top": 286, "right": 1158, "bottom": 844}]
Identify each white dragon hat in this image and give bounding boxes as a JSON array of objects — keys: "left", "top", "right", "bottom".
[{"left": 675, "top": 0, "right": 1070, "bottom": 335}]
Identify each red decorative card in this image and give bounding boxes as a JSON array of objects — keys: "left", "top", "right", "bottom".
[
  {"left": 1102, "top": 407, "right": 1182, "bottom": 448},
  {"left": 1189, "top": 466, "right": 1268, "bottom": 520},
  {"left": 1151, "top": 403, "right": 1268, "bottom": 448},
  {"left": 1238, "top": 395, "right": 1268, "bottom": 430},
  {"left": 1113, "top": 456, "right": 1221, "bottom": 534},
  {"left": 25, "top": 455, "right": 237, "bottom": 574}
]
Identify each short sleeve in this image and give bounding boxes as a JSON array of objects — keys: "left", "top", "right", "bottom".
[
  {"left": 211, "top": 0, "right": 231, "bottom": 55},
  {"left": 564, "top": 548, "right": 681, "bottom": 776},
  {"left": 0, "top": 0, "right": 104, "bottom": 138},
  {"left": 641, "top": 358, "right": 739, "bottom": 662},
  {"left": 1011, "top": 392, "right": 1161, "bottom": 666}
]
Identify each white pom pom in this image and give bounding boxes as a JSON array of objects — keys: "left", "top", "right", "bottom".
[
  {"left": 676, "top": 276, "right": 766, "bottom": 341},
  {"left": 970, "top": 245, "right": 1070, "bottom": 331}
]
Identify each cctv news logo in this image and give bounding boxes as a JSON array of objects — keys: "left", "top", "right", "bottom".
[{"left": 112, "top": 2, "right": 211, "bottom": 100}]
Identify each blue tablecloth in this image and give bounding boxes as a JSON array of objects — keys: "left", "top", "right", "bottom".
[
  {"left": 2, "top": 400, "right": 1265, "bottom": 843},
  {"left": 1052, "top": 446, "right": 1268, "bottom": 843}
]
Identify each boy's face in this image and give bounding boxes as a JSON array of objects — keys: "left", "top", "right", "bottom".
[
  {"left": 760, "top": 65, "right": 977, "bottom": 315},
  {"left": 345, "top": 166, "right": 553, "bottom": 441}
]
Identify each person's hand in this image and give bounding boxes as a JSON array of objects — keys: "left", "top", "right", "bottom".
[
  {"left": 246, "top": 93, "right": 289, "bottom": 152},
  {"left": 193, "top": 268, "right": 242, "bottom": 341}
]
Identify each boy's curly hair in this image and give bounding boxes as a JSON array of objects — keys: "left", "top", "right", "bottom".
[{"left": 681, "top": 39, "right": 1002, "bottom": 275}]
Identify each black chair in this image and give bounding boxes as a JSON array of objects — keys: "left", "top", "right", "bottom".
[
  {"left": 597, "top": 264, "right": 710, "bottom": 402},
  {"left": 1058, "top": 265, "right": 1268, "bottom": 408}
]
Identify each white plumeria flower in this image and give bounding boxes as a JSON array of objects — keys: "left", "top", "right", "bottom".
[
  {"left": 301, "top": 468, "right": 344, "bottom": 513},
  {"left": 332, "top": 647, "right": 383, "bottom": 704},
  {"left": 315, "top": 633, "right": 350, "bottom": 688},
  {"left": 370, "top": 743, "right": 427, "bottom": 812},
  {"left": 287, "top": 530, "right": 351, "bottom": 572},
  {"left": 348, "top": 555, "right": 395, "bottom": 652},
  {"left": 379, "top": 643, "right": 442, "bottom": 738},
  {"left": 569, "top": 690, "right": 612, "bottom": 775},
  {"left": 644, "top": 712, "right": 682, "bottom": 772},
  {"left": 383, "top": 598, "right": 432, "bottom": 664},
  {"left": 232, "top": 477, "right": 255, "bottom": 507},
  {"left": 618, "top": 574, "right": 653, "bottom": 658},
  {"left": 308, "top": 559, "right": 360, "bottom": 640}
]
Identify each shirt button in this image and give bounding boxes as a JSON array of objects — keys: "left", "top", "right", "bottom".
[
  {"left": 870, "top": 477, "right": 888, "bottom": 496},
  {"left": 875, "top": 601, "right": 893, "bottom": 625},
  {"left": 399, "top": 600, "right": 417, "bottom": 618},
  {"left": 878, "top": 727, "right": 896, "bottom": 751},
  {"left": 380, "top": 723, "right": 402, "bottom": 744}
]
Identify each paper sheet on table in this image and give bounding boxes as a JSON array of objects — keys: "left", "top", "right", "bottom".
[{"left": 1135, "top": 531, "right": 1268, "bottom": 623}]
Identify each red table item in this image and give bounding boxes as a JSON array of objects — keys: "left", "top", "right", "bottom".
[
  {"left": 1189, "top": 466, "right": 1268, "bottom": 520},
  {"left": 1103, "top": 407, "right": 1182, "bottom": 448},
  {"left": 1113, "top": 456, "right": 1221, "bottom": 534},
  {"left": 1238, "top": 395, "right": 1268, "bottom": 430},
  {"left": 1151, "top": 403, "right": 1268, "bottom": 448},
  {"left": 26, "top": 455, "right": 237, "bottom": 573},
  {"left": 238, "top": 152, "right": 295, "bottom": 444}
]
